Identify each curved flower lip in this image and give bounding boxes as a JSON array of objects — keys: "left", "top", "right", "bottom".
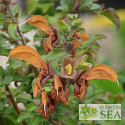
[
  {"left": 28, "top": 15, "right": 53, "bottom": 35},
  {"left": 9, "top": 46, "right": 47, "bottom": 69},
  {"left": 72, "top": 32, "right": 89, "bottom": 49},
  {"left": 36, "top": 92, "right": 57, "bottom": 119},
  {"left": 61, "top": 57, "right": 78, "bottom": 79},
  {"left": 51, "top": 75, "right": 70, "bottom": 105}
]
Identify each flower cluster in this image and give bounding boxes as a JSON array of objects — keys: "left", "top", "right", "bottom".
[{"left": 9, "top": 15, "right": 118, "bottom": 119}]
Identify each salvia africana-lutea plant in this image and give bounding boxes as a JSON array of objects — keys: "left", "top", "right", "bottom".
[{"left": 0, "top": 0, "right": 120, "bottom": 124}]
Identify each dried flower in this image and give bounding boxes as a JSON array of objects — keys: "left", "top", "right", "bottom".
[
  {"left": 9, "top": 46, "right": 49, "bottom": 97},
  {"left": 74, "top": 64, "right": 118, "bottom": 98},
  {"left": 72, "top": 32, "right": 89, "bottom": 49},
  {"left": 35, "top": 92, "right": 57, "bottom": 119},
  {"left": 51, "top": 75, "right": 70, "bottom": 105},
  {"left": 28, "top": 15, "right": 59, "bottom": 54},
  {"left": 61, "top": 57, "right": 78, "bottom": 79}
]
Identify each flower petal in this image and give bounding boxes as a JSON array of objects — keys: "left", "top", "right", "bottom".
[
  {"left": 28, "top": 15, "right": 53, "bottom": 35},
  {"left": 72, "top": 33, "right": 89, "bottom": 49},
  {"left": 84, "top": 64, "right": 118, "bottom": 82},
  {"left": 9, "top": 46, "right": 46, "bottom": 68}
]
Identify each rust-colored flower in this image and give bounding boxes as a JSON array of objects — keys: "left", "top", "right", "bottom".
[
  {"left": 9, "top": 46, "right": 49, "bottom": 97},
  {"left": 72, "top": 32, "right": 89, "bottom": 49},
  {"left": 33, "top": 60, "right": 51, "bottom": 98},
  {"left": 28, "top": 15, "right": 59, "bottom": 54},
  {"left": 43, "top": 27, "right": 59, "bottom": 54},
  {"left": 51, "top": 75, "right": 70, "bottom": 105},
  {"left": 61, "top": 57, "right": 78, "bottom": 79},
  {"left": 35, "top": 92, "right": 57, "bottom": 119},
  {"left": 74, "top": 64, "right": 118, "bottom": 98}
]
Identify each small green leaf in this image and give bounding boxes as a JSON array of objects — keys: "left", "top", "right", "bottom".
[
  {"left": 56, "top": 103, "right": 72, "bottom": 113},
  {"left": 16, "top": 93, "right": 32, "bottom": 102},
  {"left": 0, "top": 76, "right": 3, "bottom": 85},
  {"left": 0, "top": 93, "right": 7, "bottom": 98},
  {"left": 3, "top": 106, "right": 15, "bottom": 114},
  {"left": 0, "top": 102, "right": 4, "bottom": 111},
  {"left": 5, "top": 68, "right": 15, "bottom": 75},
  {"left": 3, "top": 114, "right": 19, "bottom": 125},
  {"left": 8, "top": 58, "right": 22, "bottom": 69},
  {"left": 100, "top": 8, "right": 120, "bottom": 30},
  {"left": 71, "top": 19, "right": 82, "bottom": 26},
  {"left": 26, "top": 72, "right": 35, "bottom": 78},
  {"left": 42, "top": 48, "right": 67, "bottom": 61},
  {"left": 27, "top": 0, "right": 37, "bottom": 14},
  {"left": 17, "top": 112, "right": 34, "bottom": 122},
  {"left": 29, "top": 113, "right": 43, "bottom": 125},
  {"left": 7, "top": 4, "right": 22, "bottom": 17},
  {"left": 3, "top": 75, "right": 13, "bottom": 85},
  {"left": 57, "top": 20, "right": 70, "bottom": 32},
  {"left": 89, "top": 3, "right": 100, "bottom": 10},
  {"left": 94, "top": 34, "right": 106, "bottom": 41},
  {"left": 12, "top": 75, "right": 22, "bottom": 81},
  {"left": 25, "top": 103, "right": 38, "bottom": 112},
  {"left": 0, "top": 13, "right": 6, "bottom": 19},
  {"left": 8, "top": 23, "right": 20, "bottom": 40},
  {"left": 57, "top": 116, "right": 77, "bottom": 125}
]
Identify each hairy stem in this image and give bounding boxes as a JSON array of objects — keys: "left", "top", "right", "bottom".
[
  {"left": 5, "top": 85, "right": 26, "bottom": 125},
  {"left": 75, "top": 7, "right": 80, "bottom": 18}
]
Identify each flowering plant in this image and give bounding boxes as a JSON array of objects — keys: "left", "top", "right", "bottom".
[{"left": 0, "top": 0, "right": 123, "bottom": 125}]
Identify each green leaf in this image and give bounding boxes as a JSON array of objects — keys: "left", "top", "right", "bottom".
[
  {"left": 0, "top": 85, "right": 5, "bottom": 92},
  {"left": 8, "top": 58, "right": 22, "bottom": 69},
  {"left": 0, "top": 66, "right": 5, "bottom": 78},
  {"left": 56, "top": 103, "right": 72, "bottom": 113},
  {"left": 29, "top": 113, "right": 43, "bottom": 125},
  {"left": 100, "top": 8, "right": 120, "bottom": 30},
  {"left": 7, "top": 4, "right": 22, "bottom": 17},
  {"left": 16, "top": 93, "right": 32, "bottom": 102},
  {"left": 3, "top": 75, "right": 13, "bottom": 85},
  {"left": 57, "top": 116, "right": 77, "bottom": 125},
  {"left": 0, "top": 102, "right": 4, "bottom": 111},
  {"left": 57, "top": 20, "right": 70, "bottom": 32},
  {"left": 12, "top": 75, "right": 22, "bottom": 81},
  {"left": 8, "top": 23, "right": 20, "bottom": 40},
  {"left": 94, "top": 34, "right": 106, "bottom": 41},
  {"left": 0, "top": 13, "right": 6, "bottom": 19},
  {"left": 27, "top": 0, "right": 37, "bottom": 14},
  {"left": 89, "top": 79, "right": 123, "bottom": 95},
  {"left": 3, "top": 106, "right": 15, "bottom": 114},
  {"left": 17, "top": 112, "right": 34, "bottom": 122},
  {"left": 36, "top": 2, "right": 54, "bottom": 14},
  {"left": 0, "top": 93, "right": 7, "bottom": 98},
  {"left": 71, "top": 19, "right": 82, "bottom": 26},
  {"left": 85, "top": 86, "right": 94, "bottom": 99},
  {"left": 42, "top": 48, "right": 67, "bottom": 61},
  {"left": 89, "top": 3, "right": 100, "bottom": 10},
  {"left": 5, "top": 68, "right": 15, "bottom": 76},
  {"left": 25, "top": 103, "right": 38, "bottom": 112},
  {"left": 0, "top": 76, "right": 3, "bottom": 85},
  {"left": 26, "top": 72, "right": 35, "bottom": 78}
]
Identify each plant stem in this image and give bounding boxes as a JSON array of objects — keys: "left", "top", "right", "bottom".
[
  {"left": 5, "top": 85, "right": 26, "bottom": 125},
  {"left": 0, "top": 116, "right": 7, "bottom": 125},
  {"left": 4, "top": 1, "right": 27, "bottom": 46},
  {"left": 75, "top": 7, "right": 80, "bottom": 18}
]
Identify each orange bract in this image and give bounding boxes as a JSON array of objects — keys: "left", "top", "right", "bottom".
[
  {"left": 72, "top": 33, "right": 89, "bottom": 49},
  {"left": 28, "top": 15, "right": 53, "bottom": 35},
  {"left": 84, "top": 64, "right": 118, "bottom": 82},
  {"left": 9, "top": 46, "right": 47, "bottom": 69}
]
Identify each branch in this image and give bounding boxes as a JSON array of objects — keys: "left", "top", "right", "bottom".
[{"left": 5, "top": 85, "right": 26, "bottom": 125}]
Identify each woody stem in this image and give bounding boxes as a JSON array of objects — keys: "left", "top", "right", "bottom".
[{"left": 5, "top": 85, "right": 26, "bottom": 125}]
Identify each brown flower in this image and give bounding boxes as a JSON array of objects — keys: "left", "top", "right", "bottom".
[
  {"left": 35, "top": 92, "right": 57, "bottom": 119},
  {"left": 9, "top": 46, "right": 50, "bottom": 98},
  {"left": 72, "top": 32, "right": 89, "bottom": 49},
  {"left": 33, "top": 60, "right": 51, "bottom": 98},
  {"left": 51, "top": 75, "right": 70, "bottom": 105},
  {"left": 43, "top": 27, "right": 59, "bottom": 54},
  {"left": 61, "top": 57, "right": 78, "bottom": 79},
  {"left": 74, "top": 64, "right": 118, "bottom": 98}
]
